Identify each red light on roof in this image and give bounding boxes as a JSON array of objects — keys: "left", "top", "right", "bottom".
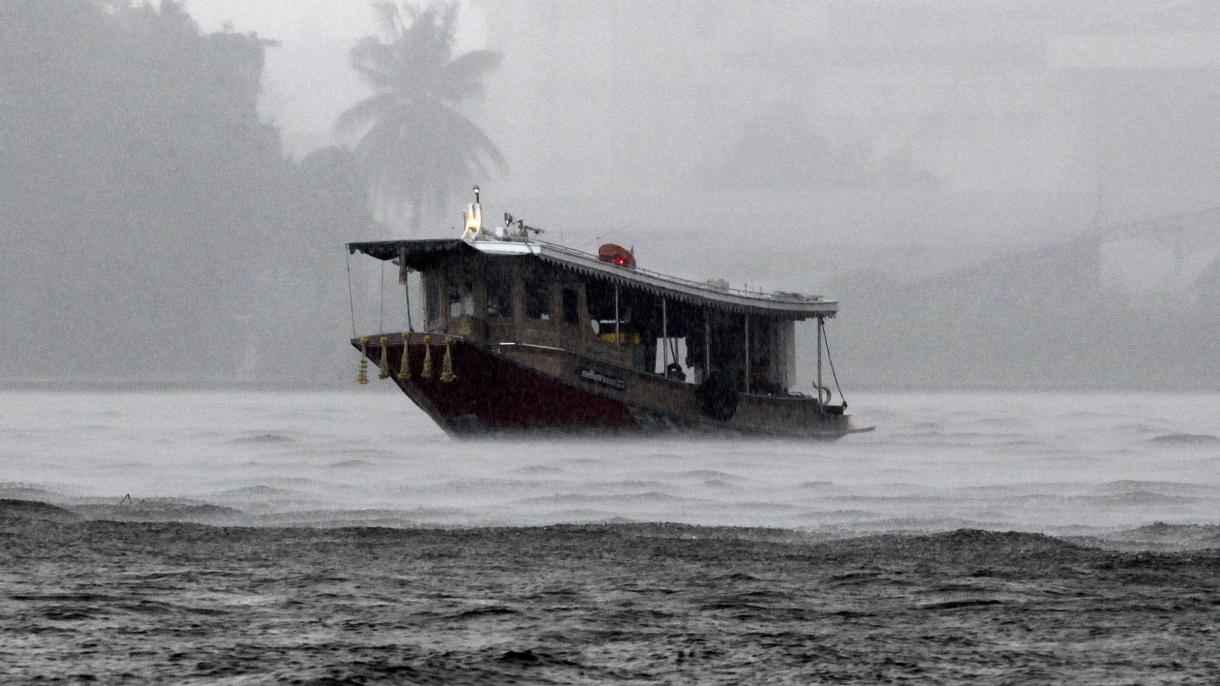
[{"left": 598, "top": 243, "right": 636, "bottom": 269}]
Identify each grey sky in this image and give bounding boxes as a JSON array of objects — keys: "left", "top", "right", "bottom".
[
  {"left": 5, "top": 0, "right": 1219, "bottom": 388},
  {"left": 178, "top": 0, "right": 1220, "bottom": 301}
]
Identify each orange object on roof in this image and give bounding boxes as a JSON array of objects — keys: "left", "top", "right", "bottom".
[{"left": 597, "top": 243, "right": 636, "bottom": 269}]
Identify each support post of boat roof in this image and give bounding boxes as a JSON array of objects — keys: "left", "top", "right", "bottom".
[
  {"left": 744, "top": 314, "right": 751, "bottom": 395},
  {"left": 704, "top": 311, "right": 711, "bottom": 381},
  {"left": 400, "top": 244, "right": 413, "bottom": 332},
  {"left": 614, "top": 283, "right": 620, "bottom": 346},
  {"left": 661, "top": 297, "right": 668, "bottom": 373},
  {"left": 438, "top": 271, "right": 449, "bottom": 333},
  {"left": 816, "top": 315, "right": 824, "bottom": 414},
  {"left": 511, "top": 261, "right": 525, "bottom": 344}
]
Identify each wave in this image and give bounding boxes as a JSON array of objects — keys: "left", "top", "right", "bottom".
[
  {"left": 1122, "top": 521, "right": 1220, "bottom": 537},
  {"left": 6, "top": 488, "right": 1218, "bottom": 556},
  {"left": 0, "top": 498, "right": 81, "bottom": 523},
  {"left": 227, "top": 432, "right": 297, "bottom": 445},
  {"left": 401, "top": 478, "right": 567, "bottom": 496},
  {"left": 1082, "top": 491, "right": 1199, "bottom": 505},
  {"left": 999, "top": 439, "right": 1046, "bottom": 448},
  {"left": 1070, "top": 522, "right": 1220, "bottom": 551},
  {"left": 794, "top": 480, "right": 835, "bottom": 490},
  {"left": 6, "top": 502, "right": 1217, "bottom": 557},
  {"left": 834, "top": 516, "right": 1015, "bottom": 533},
  {"left": 530, "top": 509, "right": 638, "bottom": 522},
  {"left": 71, "top": 499, "right": 244, "bottom": 523},
  {"left": 515, "top": 492, "right": 705, "bottom": 507},
  {"left": 587, "top": 479, "right": 673, "bottom": 491},
  {"left": 998, "top": 491, "right": 1201, "bottom": 506},
  {"left": 551, "top": 457, "right": 599, "bottom": 467},
  {"left": 727, "top": 501, "right": 801, "bottom": 513},
  {"left": 861, "top": 529, "right": 1086, "bottom": 556},
  {"left": 0, "top": 484, "right": 62, "bottom": 503},
  {"left": 971, "top": 416, "right": 1029, "bottom": 428},
  {"left": 208, "top": 476, "right": 328, "bottom": 490},
  {"left": 116, "top": 567, "right": 247, "bottom": 581},
  {"left": 208, "top": 485, "right": 305, "bottom": 498},
  {"left": 451, "top": 605, "right": 518, "bottom": 619},
  {"left": 918, "top": 598, "right": 1006, "bottom": 611},
  {"left": 1149, "top": 433, "right": 1219, "bottom": 445},
  {"left": 823, "top": 494, "right": 945, "bottom": 504},
  {"left": 251, "top": 507, "right": 469, "bottom": 527},
  {"left": 508, "top": 464, "right": 568, "bottom": 475},
  {"left": 1091, "top": 480, "right": 1219, "bottom": 497},
  {"left": 654, "top": 469, "right": 743, "bottom": 481},
  {"left": 793, "top": 509, "right": 880, "bottom": 521},
  {"left": 1117, "top": 422, "right": 1169, "bottom": 433},
  {"left": 329, "top": 459, "right": 374, "bottom": 468}
]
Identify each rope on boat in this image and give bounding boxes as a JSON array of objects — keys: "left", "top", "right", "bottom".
[{"left": 821, "top": 319, "right": 847, "bottom": 408}]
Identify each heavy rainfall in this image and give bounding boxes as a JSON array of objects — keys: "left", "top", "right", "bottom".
[{"left": 2, "top": 1, "right": 1218, "bottom": 683}]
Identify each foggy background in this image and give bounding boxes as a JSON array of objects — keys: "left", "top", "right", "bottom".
[{"left": 3, "top": 0, "right": 1218, "bottom": 390}]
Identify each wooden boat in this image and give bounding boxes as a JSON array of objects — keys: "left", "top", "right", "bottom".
[{"left": 346, "top": 192, "right": 872, "bottom": 438}]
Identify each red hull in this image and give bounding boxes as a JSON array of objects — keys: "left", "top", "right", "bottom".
[
  {"left": 360, "top": 336, "right": 637, "bottom": 435},
  {"left": 355, "top": 335, "right": 869, "bottom": 438}
]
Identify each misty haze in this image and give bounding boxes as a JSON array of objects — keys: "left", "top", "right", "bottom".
[{"left": 2, "top": 1, "right": 1218, "bottom": 683}]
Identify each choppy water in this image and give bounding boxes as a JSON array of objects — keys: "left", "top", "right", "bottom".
[
  {"left": 2, "top": 389, "right": 1219, "bottom": 682},
  {"left": 2, "top": 389, "right": 1218, "bottom": 534}
]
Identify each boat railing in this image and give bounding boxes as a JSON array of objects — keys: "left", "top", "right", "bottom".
[{"left": 534, "top": 240, "right": 826, "bottom": 305}]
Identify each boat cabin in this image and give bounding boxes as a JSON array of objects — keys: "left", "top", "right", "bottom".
[{"left": 351, "top": 232, "right": 836, "bottom": 400}]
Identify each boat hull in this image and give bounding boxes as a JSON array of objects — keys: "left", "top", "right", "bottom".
[{"left": 355, "top": 334, "right": 871, "bottom": 438}]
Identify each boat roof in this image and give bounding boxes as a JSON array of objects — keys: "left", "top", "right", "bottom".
[{"left": 348, "top": 238, "right": 837, "bottom": 318}]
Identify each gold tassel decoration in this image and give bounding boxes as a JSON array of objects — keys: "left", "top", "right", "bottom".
[
  {"left": 377, "top": 336, "right": 391, "bottom": 379},
  {"left": 397, "top": 333, "right": 412, "bottom": 380},
  {"left": 440, "top": 336, "right": 456, "bottom": 383},
  {"left": 420, "top": 335, "right": 433, "bottom": 378},
  {"left": 356, "top": 337, "right": 370, "bottom": 385}
]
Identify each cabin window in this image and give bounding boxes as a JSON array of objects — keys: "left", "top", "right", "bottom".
[
  {"left": 486, "top": 275, "right": 511, "bottom": 317},
  {"left": 525, "top": 281, "right": 550, "bottom": 320},
  {"left": 562, "top": 288, "right": 579, "bottom": 325},
  {"left": 448, "top": 278, "right": 473, "bottom": 318},
  {"left": 655, "top": 336, "right": 689, "bottom": 382},
  {"left": 584, "top": 280, "right": 632, "bottom": 339}
]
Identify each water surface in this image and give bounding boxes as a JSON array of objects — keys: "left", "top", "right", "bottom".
[
  {"left": 3, "top": 390, "right": 1218, "bottom": 683},
  {"left": 2, "top": 389, "right": 1217, "bottom": 535}
]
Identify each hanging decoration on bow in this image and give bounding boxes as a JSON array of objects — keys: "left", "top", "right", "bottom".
[
  {"left": 420, "top": 335, "right": 433, "bottom": 378},
  {"left": 441, "top": 337, "right": 457, "bottom": 383},
  {"left": 378, "top": 336, "right": 391, "bottom": 379},
  {"left": 397, "top": 334, "right": 412, "bottom": 380},
  {"left": 356, "top": 337, "right": 370, "bottom": 385}
]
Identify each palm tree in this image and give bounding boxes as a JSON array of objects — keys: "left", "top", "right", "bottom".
[{"left": 337, "top": 2, "right": 505, "bottom": 233}]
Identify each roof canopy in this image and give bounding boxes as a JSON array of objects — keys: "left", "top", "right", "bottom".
[{"left": 348, "top": 238, "right": 837, "bottom": 319}]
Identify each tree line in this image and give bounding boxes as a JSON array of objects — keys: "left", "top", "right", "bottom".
[{"left": 0, "top": 1, "right": 498, "bottom": 385}]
